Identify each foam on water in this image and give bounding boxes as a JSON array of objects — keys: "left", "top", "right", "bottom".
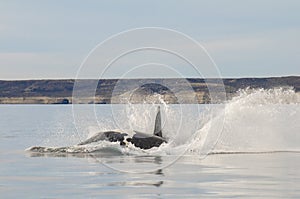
[
  {"left": 118, "top": 87, "right": 300, "bottom": 156},
  {"left": 211, "top": 87, "right": 300, "bottom": 154},
  {"left": 110, "top": 87, "right": 300, "bottom": 156},
  {"left": 29, "top": 87, "right": 300, "bottom": 158}
]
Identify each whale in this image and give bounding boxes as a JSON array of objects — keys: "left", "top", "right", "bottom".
[
  {"left": 28, "top": 106, "right": 167, "bottom": 153},
  {"left": 78, "top": 106, "right": 167, "bottom": 149}
]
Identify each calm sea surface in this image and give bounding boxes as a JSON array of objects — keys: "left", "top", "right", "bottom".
[{"left": 0, "top": 105, "right": 299, "bottom": 198}]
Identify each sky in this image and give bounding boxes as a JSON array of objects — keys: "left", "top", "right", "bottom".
[{"left": 0, "top": 0, "right": 299, "bottom": 79}]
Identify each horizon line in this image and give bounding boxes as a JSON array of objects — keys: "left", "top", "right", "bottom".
[{"left": 0, "top": 75, "right": 299, "bottom": 81}]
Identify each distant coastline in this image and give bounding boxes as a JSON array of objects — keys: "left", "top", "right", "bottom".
[{"left": 0, "top": 76, "right": 299, "bottom": 104}]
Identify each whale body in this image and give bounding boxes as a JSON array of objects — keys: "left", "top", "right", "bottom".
[
  {"left": 78, "top": 106, "right": 167, "bottom": 149},
  {"left": 28, "top": 106, "right": 167, "bottom": 153}
]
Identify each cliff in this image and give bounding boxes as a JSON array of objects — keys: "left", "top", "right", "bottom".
[{"left": 0, "top": 76, "right": 299, "bottom": 104}]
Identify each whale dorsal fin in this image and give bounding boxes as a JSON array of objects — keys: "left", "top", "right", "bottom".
[{"left": 154, "top": 106, "right": 162, "bottom": 137}]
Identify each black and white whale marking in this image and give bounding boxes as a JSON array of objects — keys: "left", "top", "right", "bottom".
[
  {"left": 78, "top": 106, "right": 166, "bottom": 149},
  {"left": 28, "top": 106, "right": 167, "bottom": 153}
]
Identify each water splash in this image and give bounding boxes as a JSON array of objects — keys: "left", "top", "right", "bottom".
[
  {"left": 212, "top": 87, "right": 300, "bottom": 153},
  {"left": 31, "top": 88, "right": 300, "bottom": 157}
]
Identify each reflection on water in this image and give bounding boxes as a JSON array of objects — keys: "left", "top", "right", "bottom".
[
  {"left": 3, "top": 150, "right": 300, "bottom": 198},
  {"left": 107, "top": 180, "right": 164, "bottom": 187}
]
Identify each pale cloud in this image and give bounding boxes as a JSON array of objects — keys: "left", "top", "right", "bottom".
[
  {"left": 0, "top": 1, "right": 299, "bottom": 78},
  {"left": 204, "top": 28, "right": 300, "bottom": 54},
  {"left": 201, "top": 28, "right": 300, "bottom": 77},
  {"left": 0, "top": 52, "right": 80, "bottom": 79},
  {"left": 204, "top": 37, "right": 265, "bottom": 54},
  {"left": 0, "top": 24, "right": 7, "bottom": 32}
]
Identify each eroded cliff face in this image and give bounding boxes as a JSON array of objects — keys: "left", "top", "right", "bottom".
[{"left": 0, "top": 76, "right": 299, "bottom": 104}]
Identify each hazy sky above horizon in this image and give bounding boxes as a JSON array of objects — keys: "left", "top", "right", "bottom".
[{"left": 0, "top": 0, "right": 299, "bottom": 79}]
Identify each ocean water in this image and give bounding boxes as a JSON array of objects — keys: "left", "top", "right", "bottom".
[{"left": 1, "top": 88, "right": 300, "bottom": 198}]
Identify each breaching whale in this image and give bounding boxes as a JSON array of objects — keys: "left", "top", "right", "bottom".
[
  {"left": 78, "top": 106, "right": 167, "bottom": 149},
  {"left": 28, "top": 106, "right": 167, "bottom": 153}
]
